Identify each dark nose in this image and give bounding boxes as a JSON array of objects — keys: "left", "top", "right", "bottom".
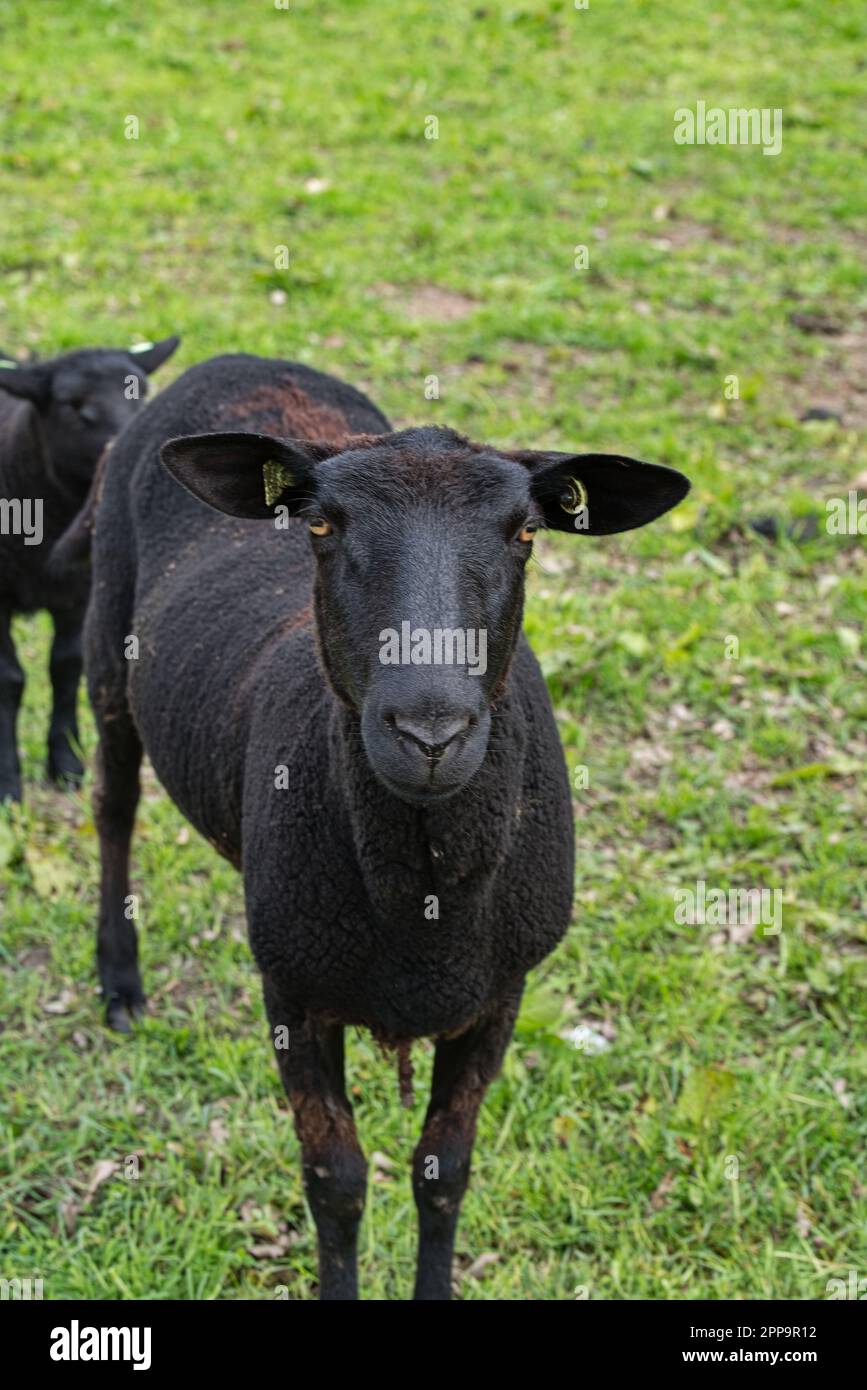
[{"left": 388, "top": 712, "right": 472, "bottom": 763}]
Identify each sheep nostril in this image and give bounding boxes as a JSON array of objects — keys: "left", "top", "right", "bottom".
[{"left": 389, "top": 713, "right": 472, "bottom": 762}]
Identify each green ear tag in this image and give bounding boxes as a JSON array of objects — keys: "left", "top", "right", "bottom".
[
  {"left": 263, "top": 459, "right": 294, "bottom": 508},
  {"left": 0, "top": 359, "right": 17, "bottom": 369},
  {"left": 559, "top": 475, "right": 588, "bottom": 515}
]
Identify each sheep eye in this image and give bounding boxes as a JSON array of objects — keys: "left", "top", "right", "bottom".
[
  {"left": 308, "top": 518, "right": 332, "bottom": 537},
  {"left": 517, "top": 523, "right": 537, "bottom": 543}
]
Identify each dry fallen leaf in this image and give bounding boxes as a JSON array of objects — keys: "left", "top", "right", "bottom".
[
  {"left": 649, "top": 1170, "right": 675, "bottom": 1211},
  {"left": 247, "top": 1240, "right": 273, "bottom": 1258},
  {"left": 711, "top": 718, "right": 735, "bottom": 740},
  {"left": 727, "top": 917, "right": 757, "bottom": 947},
  {"left": 467, "top": 1252, "right": 500, "bottom": 1279},
  {"left": 833, "top": 1078, "right": 852, "bottom": 1109},
  {"left": 795, "top": 1199, "right": 813, "bottom": 1239},
  {"left": 42, "top": 989, "right": 75, "bottom": 1015},
  {"left": 85, "top": 1159, "right": 119, "bottom": 1203},
  {"left": 371, "top": 1150, "right": 397, "bottom": 1183},
  {"left": 59, "top": 1196, "right": 80, "bottom": 1237},
  {"left": 248, "top": 1237, "right": 292, "bottom": 1259},
  {"left": 208, "top": 1118, "right": 230, "bottom": 1146}
]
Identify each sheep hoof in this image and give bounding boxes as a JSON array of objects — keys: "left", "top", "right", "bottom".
[
  {"left": 47, "top": 750, "right": 85, "bottom": 789},
  {"left": 105, "top": 996, "right": 146, "bottom": 1033}
]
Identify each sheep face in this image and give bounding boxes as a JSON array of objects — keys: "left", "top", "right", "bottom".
[
  {"left": 0, "top": 338, "right": 179, "bottom": 487},
  {"left": 306, "top": 435, "right": 538, "bottom": 804},
  {"left": 162, "top": 426, "right": 536, "bottom": 804},
  {"left": 161, "top": 423, "right": 689, "bottom": 806}
]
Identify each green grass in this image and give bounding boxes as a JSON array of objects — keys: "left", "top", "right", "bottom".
[{"left": 1, "top": 0, "right": 866, "bottom": 1300}]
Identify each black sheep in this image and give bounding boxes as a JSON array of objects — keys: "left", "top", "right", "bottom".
[
  {"left": 80, "top": 352, "right": 688, "bottom": 1299},
  {"left": 0, "top": 337, "right": 179, "bottom": 800}
]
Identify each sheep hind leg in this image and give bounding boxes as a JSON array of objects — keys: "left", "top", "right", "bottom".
[
  {"left": 412, "top": 991, "right": 522, "bottom": 1301},
  {"left": 263, "top": 990, "right": 367, "bottom": 1301},
  {"left": 93, "top": 705, "right": 144, "bottom": 1031}
]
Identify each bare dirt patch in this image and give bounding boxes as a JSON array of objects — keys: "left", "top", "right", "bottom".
[
  {"left": 638, "top": 202, "right": 731, "bottom": 251},
  {"left": 643, "top": 220, "right": 722, "bottom": 251},
  {"left": 765, "top": 223, "right": 865, "bottom": 255},
  {"left": 373, "top": 282, "right": 478, "bottom": 323},
  {"left": 436, "top": 341, "right": 619, "bottom": 409},
  {"left": 16, "top": 945, "right": 52, "bottom": 971},
  {"left": 791, "top": 325, "right": 867, "bottom": 429}
]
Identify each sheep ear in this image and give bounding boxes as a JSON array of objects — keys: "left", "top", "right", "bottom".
[
  {"left": 161, "top": 431, "right": 331, "bottom": 519},
  {"left": 128, "top": 335, "right": 181, "bottom": 374},
  {"left": 525, "top": 451, "right": 690, "bottom": 536},
  {"left": 0, "top": 360, "right": 50, "bottom": 407}
]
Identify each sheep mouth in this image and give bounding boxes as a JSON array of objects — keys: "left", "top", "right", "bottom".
[
  {"left": 375, "top": 773, "right": 467, "bottom": 807},
  {"left": 360, "top": 689, "right": 491, "bottom": 808}
]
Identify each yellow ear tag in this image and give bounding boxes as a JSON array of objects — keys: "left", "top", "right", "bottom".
[
  {"left": 559, "top": 476, "right": 588, "bottom": 515},
  {"left": 263, "top": 459, "right": 294, "bottom": 508}
]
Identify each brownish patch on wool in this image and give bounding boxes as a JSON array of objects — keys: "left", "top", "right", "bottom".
[
  {"left": 289, "top": 1089, "right": 360, "bottom": 1158},
  {"left": 216, "top": 381, "right": 355, "bottom": 444},
  {"left": 348, "top": 428, "right": 489, "bottom": 489},
  {"left": 93, "top": 440, "right": 113, "bottom": 503},
  {"left": 276, "top": 604, "right": 313, "bottom": 638},
  {"left": 338, "top": 431, "right": 392, "bottom": 452}
]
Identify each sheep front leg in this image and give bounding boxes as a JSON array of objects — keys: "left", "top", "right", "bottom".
[
  {"left": 0, "top": 606, "right": 24, "bottom": 802},
  {"left": 47, "top": 605, "right": 85, "bottom": 786},
  {"left": 262, "top": 989, "right": 367, "bottom": 1301},
  {"left": 93, "top": 708, "right": 144, "bottom": 1030},
  {"left": 412, "top": 991, "right": 522, "bottom": 1301}
]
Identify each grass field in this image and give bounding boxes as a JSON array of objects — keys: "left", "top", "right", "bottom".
[{"left": 1, "top": 0, "right": 865, "bottom": 1300}]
